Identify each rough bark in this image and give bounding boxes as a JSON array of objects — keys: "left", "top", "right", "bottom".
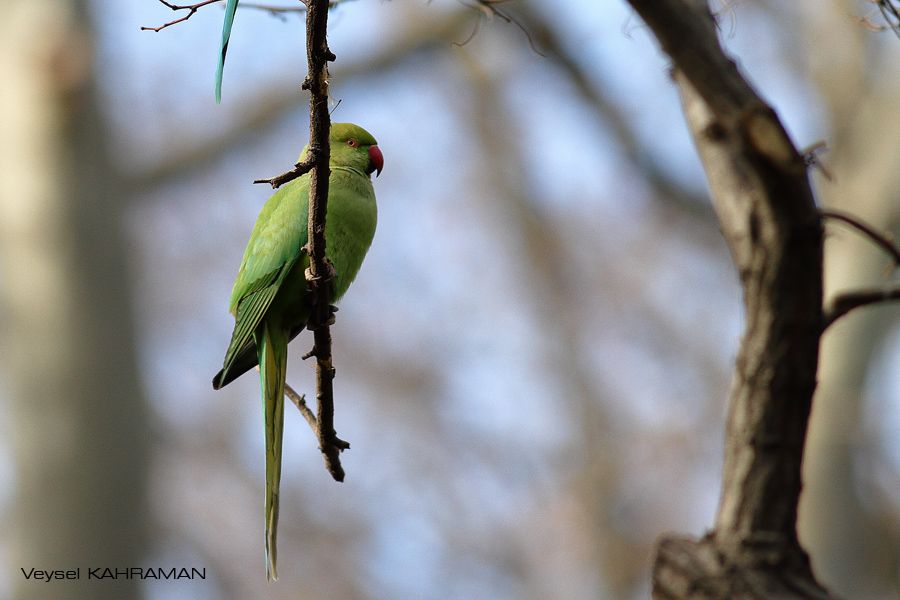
[
  {"left": 624, "top": 1, "right": 836, "bottom": 597},
  {"left": 303, "top": 0, "right": 344, "bottom": 481}
]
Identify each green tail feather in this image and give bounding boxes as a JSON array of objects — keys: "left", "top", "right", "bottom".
[
  {"left": 256, "top": 322, "right": 286, "bottom": 582},
  {"left": 215, "top": 0, "right": 240, "bottom": 103}
]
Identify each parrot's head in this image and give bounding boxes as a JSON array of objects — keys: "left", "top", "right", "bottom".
[{"left": 329, "top": 122, "right": 383, "bottom": 177}]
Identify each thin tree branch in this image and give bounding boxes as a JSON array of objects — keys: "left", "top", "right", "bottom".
[
  {"left": 820, "top": 208, "right": 900, "bottom": 267},
  {"left": 823, "top": 286, "right": 900, "bottom": 329},
  {"left": 283, "top": 381, "right": 350, "bottom": 449},
  {"left": 874, "top": 0, "right": 900, "bottom": 39},
  {"left": 141, "top": 0, "right": 221, "bottom": 32},
  {"left": 241, "top": 0, "right": 345, "bottom": 481},
  {"left": 801, "top": 140, "right": 833, "bottom": 180},
  {"left": 302, "top": 0, "right": 345, "bottom": 483},
  {"left": 254, "top": 157, "right": 314, "bottom": 187},
  {"left": 283, "top": 380, "right": 317, "bottom": 434},
  {"left": 852, "top": 0, "right": 900, "bottom": 37},
  {"left": 141, "top": 0, "right": 355, "bottom": 33},
  {"left": 250, "top": 370, "right": 350, "bottom": 449},
  {"left": 455, "top": 0, "right": 545, "bottom": 56}
]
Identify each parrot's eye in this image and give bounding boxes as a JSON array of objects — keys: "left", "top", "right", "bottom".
[{"left": 347, "top": 138, "right": 359, "bottom": 148}]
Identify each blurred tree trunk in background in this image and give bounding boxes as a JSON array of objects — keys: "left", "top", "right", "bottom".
[
  {"left": 799, "top": 5, "right": 900, "bottom": 595},
  {"left": 0, "top": 2, "right": 148, "bottom": 599}
]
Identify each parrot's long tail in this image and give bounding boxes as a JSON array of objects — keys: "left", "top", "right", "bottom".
[{"left": 256, "top": 322, "right": 286, "bottom": 582}]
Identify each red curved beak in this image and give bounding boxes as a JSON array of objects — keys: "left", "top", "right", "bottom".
[{"left": 368, "top": 145, "right": 384, "bottom": 177}]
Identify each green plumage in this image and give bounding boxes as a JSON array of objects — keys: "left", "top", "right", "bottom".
[{"left": 213, "top": 123, "right": 381, "bottom": 581}]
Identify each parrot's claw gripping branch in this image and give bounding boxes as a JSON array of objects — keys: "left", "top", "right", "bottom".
[
  {"left": 306, "top": 308, "right": 337, "bottom": 328},
  {"left": 303, "top": 253, "right": 337, "bottom": 283},
  {"left": 304, "top": 258, "right": 338, "bottom": 329}
]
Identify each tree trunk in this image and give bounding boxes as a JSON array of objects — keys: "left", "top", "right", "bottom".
[
  {"left": 0, "top": 2, "right": 148, "bottom": 599},
  {"left": 624, "top": 1, "right": 838, "bottom": 597}
]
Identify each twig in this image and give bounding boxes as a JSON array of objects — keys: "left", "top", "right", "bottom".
[
  {"left": 254, "top": 157, "right": 314, "bottom": 188},
  {"left": 283, "top": 381, "right": 317, "bottom": 434},
  {"left": 857, "top": 1, "right": 900, "bottom": 38},
  {"left": 283, "top": 382, "right": 350, "bottom": 449},
  {"left": 875, "top": 0, "right": 900, "bottom": 39},
  {"left": 142, "top": 0, "right": 356, "bottom": 33},
  {"left": 820, "top": 208, "right": 900, "bottom": 267},
  {"left": 250, "top": 369, "right": 350, "bottom": 449},
  {"left": 801, "top": 140, "right": 832, "bottom": 181},
  {"left": 141, "top": 0, "right": 221, "bottom": 32},
  {"left": 823, "top": 286, "right": 900, "bottom": 329},
  {"left": 455, "top": 0, "right": 545, "bottom": 56},
  {"left": 303, "top": 0, "right": 345, "bottom": 483}
]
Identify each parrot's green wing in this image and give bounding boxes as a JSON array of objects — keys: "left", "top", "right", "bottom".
[
  {"left": 228, "top": 177, "right": 310, "bottom": 312},
  {"left": 215, "top": 0, "right": 240, "bottom": 103},
  {"left": 218, "top": 260, "right": 297, "bottom": 384},
  {"left": 217, "top": 177, "right": 310, "bottom": 385}
]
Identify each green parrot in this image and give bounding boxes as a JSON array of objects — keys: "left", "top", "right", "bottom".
[
  {"left": 215, "top": 0, "right": 239, "bottom": 103},
  {"left": 212, "top": 123, "right": 382, "bottom": 581}
]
